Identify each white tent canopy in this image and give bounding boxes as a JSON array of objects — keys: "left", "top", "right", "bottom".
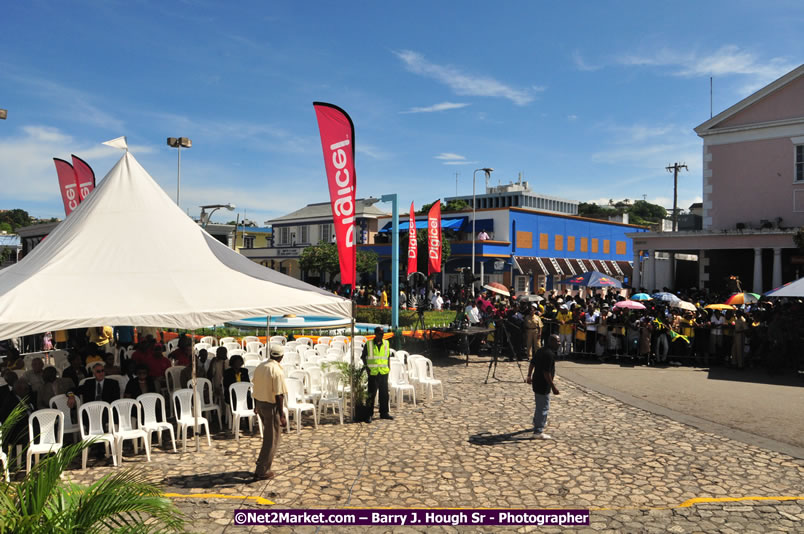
[
  {"left": 0, "top": 151, "right": 351, "bottom": 340},
  {"left": 765, "top": 277, "right": 804, "bottom": 298}
]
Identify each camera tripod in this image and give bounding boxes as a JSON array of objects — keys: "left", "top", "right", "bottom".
[{"left": 485, "top": 319, "right": 526, "bottom": 383}]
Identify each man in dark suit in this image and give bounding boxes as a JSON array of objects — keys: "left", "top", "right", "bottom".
[{"left": 79, "top": 362, "right": 120, "bottom": 403}]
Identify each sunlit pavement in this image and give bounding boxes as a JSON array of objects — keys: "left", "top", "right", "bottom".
[{"left": 61, "top": 356, "right": 804, "bottom": 533}]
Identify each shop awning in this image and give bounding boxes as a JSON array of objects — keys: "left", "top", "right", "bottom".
[{"left": 379, "top": 216, "right": 467, "bottom": 233}]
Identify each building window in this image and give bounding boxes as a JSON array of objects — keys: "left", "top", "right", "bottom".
[
  {"left": 243, "top": 236, "right": 255, "bottom": 249},
  {"left": 300, "top": 225, "right": 309, "bottom": 244},
  {"left": 319, "top": 223, "right": 332, "bottom": 243},
  {"left": 797, "top": 145, "right": 804, "bottom": 181},
  {"left": 279, "top": 227, "right": 290, "bottom": 245},
  {"left": 514, "top": 275, "right": 529, "bottom": 293}
]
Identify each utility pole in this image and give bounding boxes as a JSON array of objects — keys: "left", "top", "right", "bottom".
[
  {"left": 665, "top": 162, "right": 688, "bottom": 231},
  {"left": 455, "top": 172, "right": 460, "bottom": 196}
]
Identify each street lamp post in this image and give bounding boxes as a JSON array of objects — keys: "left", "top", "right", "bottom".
[
  {"left": 167, "top": 137, "right": 192, "bottom": 206},
  {"left": 199, "top": 203, "right": 236, "bottom": 228},
  {"left": 472, "top": 168, "right": 493, "bottom": 291}
]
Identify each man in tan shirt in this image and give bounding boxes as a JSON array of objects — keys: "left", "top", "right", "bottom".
[{"left": 252, "top": 344, "right": 288, "bottom": 481}]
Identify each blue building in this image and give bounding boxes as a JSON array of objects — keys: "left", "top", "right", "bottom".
[{"left": 363, "top": 206, "right": 647, "bottom": 293}]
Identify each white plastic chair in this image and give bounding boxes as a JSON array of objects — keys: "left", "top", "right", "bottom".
[
  {"left": 0, "top": 433, "right": 8, "bottom": 481},
  {"left": 330, "top": 341, "right": 347, "bottom": 354},
  {"left": 78, "top": 401, "right": 117, "bottom": 469},
  {"left": 332, "top": 336, "right": 348, "bottom": 344},
  {"left": 165, "top": 339, "right": 179, "bottom": 353},
  {"left": 243, "top": 362, "right": 259, "bottom": 379},
  {"left": 219, "top": 337, "right": 238, "bottom": 348},
  {"left": 318, "top": 371, "right": 344, "bottom": 425},
  {"left": 313, "top": 343, "right": 330, "bottom": 356},
  {"left": 223, "top": 342, "right": 242, "bottom": 353},
  {"left": 284, "top": 341, "right": 300, "bottom": 351},
  {"left": 137, "top": 393, "right": 177, "bottom": 452},
  {"left": 172, "top": 389, "right": 211, "bottom": 452},
  {"left": 283, "top": 351, "right": 301, "bottom": 368},
  {"left": 228, "top": 348, "right": 245, "bottom": 358},
  {"left": 49, "top": 394, "right": 82, "bottom": 441},
  {"left": 269, "top": 335, "right": 287, "bottom": 346},
  {"left": 165, "top": 366, "right": 185, "bottom": 398},
  {"left": 193, "top": 342, "right": 211, "bottom": 356},
  {"left": 111, "top": 399, "right": 151, "bottom": 463},
  {"left": 245, "top": 341, "right": 264, "bottom": 354},
  {"left": 354, "top": 335, "right": 367, "bottom": 345},
  {"left": 295, "top": 337, "right": 313, "bottom": 347},
  {"left": 243, "top": 352, "right": 262, "bottom": 364},
  {"left": 317, "top": 336, "right": 332, "bottom": 345},
  {"left": 285, "top": 377, "right": 317, "bottom": 434},
  {"left": 27, "top": 409, "right": 64, "bottom": 472},
  {"left": 186, "top": 378, "right": 222, "bottom": 430},
  {"left": 106, "top": 374, "right": 129, "bottom": 396},
  {"left": 242, "top": 336, "right": 260, "bottom": 346},
  {"left": 229, "top": 382, "right": 258, "bottom": 441},
  {"left": 414, "top": 358, "right": 443, "bottom": 400},
  {"left": 389, "top": 360, "right": 416, "bottom": 407},
  {"left": 199, "top": 336, "right": 218, "bottom": 347}
]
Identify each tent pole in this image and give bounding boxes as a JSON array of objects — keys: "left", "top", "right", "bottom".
[
  {"left": 350, "top": 302, "right": 356, "bottom": 421},
  {"left": 192, "top": 343, "right": 199, "bottom": 452}
]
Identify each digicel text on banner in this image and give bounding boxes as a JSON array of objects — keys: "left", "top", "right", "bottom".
[
  {"left": 427, "top": 200, "right": 442, "bottom": 275},
  {"left": 313, "top": 102, "right": 357, "bottom": 288},
  {"left": 408, "top": 201, "right": 417, "bottom": 275}
]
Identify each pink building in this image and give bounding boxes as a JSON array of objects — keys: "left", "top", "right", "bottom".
[{"left": 628, "top": 65, "right": 803, "bottom": 293}]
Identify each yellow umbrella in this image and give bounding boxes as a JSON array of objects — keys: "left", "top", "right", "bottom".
[{"left": 705, "top": 304, "right": 736, "bottom": 310}]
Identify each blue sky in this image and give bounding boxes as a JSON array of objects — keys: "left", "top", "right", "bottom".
[{"left": 1, "top": 1, "right": 802, "bottom": 225}]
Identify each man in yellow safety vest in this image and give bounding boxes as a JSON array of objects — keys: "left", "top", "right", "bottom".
[{"left": 361, "top": 326, "right": 393, "bottom": 423}]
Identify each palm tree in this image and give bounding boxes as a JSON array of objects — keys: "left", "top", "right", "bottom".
[{"left": 1, "top": 402, "right": 185, "bottom": 533}]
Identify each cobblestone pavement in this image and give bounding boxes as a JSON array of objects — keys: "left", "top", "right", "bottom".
[{"left": 61, "top": 356, "right": 804, "bottom": 533}]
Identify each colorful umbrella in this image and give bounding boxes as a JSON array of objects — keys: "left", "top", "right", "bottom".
[
  {"left": 652, "top": 292, "right": 680, "bottom": 302},
  {"left": 614, "top": 300, "right": 645, "bottom": 310},
  {"left": 483, "top": 282, "right": 510, "bottom": 297},
  {"left": 724, "top": 292, "right": 760, "bottom": 305},
  {"left": 630, "top": 293, "right": 652, "bottom": 301},
  {"left": 671, "top": 300, "right": 697, "bottom": 312},
  {"left": 556, "top": 271, "right": 623, "bottom": 288},
  {"left": 705, "top": 304, "right": 736, "bottom": 310}
]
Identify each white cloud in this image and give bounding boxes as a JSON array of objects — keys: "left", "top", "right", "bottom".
[
  {"left": 356, "top": 144, "right": 392, "bottom": 160},
  {"left": 618, "top": 45, "right": 796, "bottom": 95},
  {"left": 572, "top": 51, "right": 602, "bottom": 72},
  {"left": 394, "top": 50, "right": 538, "bottom": 106},
  {"left": 442, "top": 160, "right": 478, "bottom": 166},
  {"left": 567, "top": 114, "right": 578, "bottom": 121},
  {"left": 401, "top": 102, "right": 470, "bottom": 114},
  {"left": 434, "top": 153, "right": 465, "bottom": 161}
]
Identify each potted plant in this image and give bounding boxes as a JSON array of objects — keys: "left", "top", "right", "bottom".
[{"left": 321, "top": 360, "right": 368, "bottom": 422}]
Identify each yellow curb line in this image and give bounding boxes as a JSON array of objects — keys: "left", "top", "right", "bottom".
[
  {"left": 163, "top": 493, "right": 275, "bottom": 506},
  {"left": 593, "top": 495, "right": 804, "bottom": 512}
]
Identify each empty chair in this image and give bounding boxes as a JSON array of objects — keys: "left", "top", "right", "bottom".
[
  {"left": 223, "top": 342, "right": 242, "bottom": 353},
  {"left": 228, "top": 348, "right": 245, "bottom": 358},
  {"left": 111, "top": 399, "right": 151, "bottom": 463},
  {"left": 282, "top": 351, "right": 300, "bottom": 368},
  {"left": 317, "top": 371, "right": 344, "bottom": 425},
  {"left": 329, "top": 341, "right": 347, "bottom": 354},
  {"left": 243, "top": 361, "right": 259, "bottom": 379},
  {"left": 295, "top": 337, "right": 313, "bottom": 347},
  {"left": 49, "top": 394, "right": 82, "bottom": 441},
  {"left": 186, "top": 377, "right": 222, "bottom": 430},
  {"left": 407, "top": 354, "right": 424, "bottom": 393},
  {"left": 389, "top": 361, "right": 416, "bottom": 407},
  {"left": 353, "top": 335, "right": 367, "bottom": 345},
  {"left": 285, "top": 377, "right": 317, "bottom": 434},
  {"left": 306, "top": 366, "right": 324, "bottom": 400},
  {"left": 317, "top": 336, "right": 332, "bottom": 345},
  {"left": 394, "top": 350, "right": 409, "bottom": 365},
  {"left": 0, "top": 432, "right": 8, "bottom": 481},
  {"left": 229, "top": 382, "right": 258, "bottom": 441},
  {"left": 78, "top": 401, "right": 117, "bottom": 469},
  {"left": 288, "top": 370, "right": 312, "bottom": 402},
  {"left": 281, "top": 362, "right": 297, "bottom": 378},
  {"left": 414, "top": 358, "right": 443, "bottom": 400},
  {"left": 243, "top": 352, "right": 262, "bottom": 364},
  {"left": 314, "top": 343, "right": 330, "bottom": 356},
  {"left": 199, "top": 336, "right": 217, "bottom": 347},
  {"left": 219, "top": 337, "right": 238, "bottom": 348},
  {"left": 242, "top": 336, "right": 260, "bottom": 346},
  {"left": 137, "top": 393, "right": 177, "bottom": 452},
  {"left": 245, "top": 341, "right": 264, "bottom": 354},
  {"left": 27, "top": 409, "right": 64, "bottom": 472},
  {"left": 172, "top": 389, "right": 211, "bottom": 452},
  {"left": 269, "top": 335, "right": 287, "bottom": 346},
  {"left": 332, "top": 336, "right": 348, "bottom": 344}
]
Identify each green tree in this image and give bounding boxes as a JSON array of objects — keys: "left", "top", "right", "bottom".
[
  {"left": 299, "top": 241, "right": 378, "bottom": 279},
  {"left": 0, "top": 209, "right": 32, "bottom": 231},
  {"left": 0, "top": 222, "right": 12, "bottom": 233},
  {"left": 444, "top": 199, "right": 469, "bottom": 212},
  {"left": 0, "top": 403, "right": 185, "bottom": 533}
]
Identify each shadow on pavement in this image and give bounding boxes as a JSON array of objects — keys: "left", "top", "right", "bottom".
[
  {"left": 705, "top": 366, "right": 804, "bottom": 387},
  {"left": 468, "top": 429, "right": 535, "bottom": 446},
  {"left": 162, "top": 470, "right": 254, "bottom": 489}
]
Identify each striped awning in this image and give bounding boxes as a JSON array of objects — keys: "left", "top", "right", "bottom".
[{"left": 514, "top": 257, "right": 632, "bottom": 279}]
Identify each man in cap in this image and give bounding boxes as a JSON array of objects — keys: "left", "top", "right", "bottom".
[
  {"left": 251, "top": 343, "right": 288, "bottom": 481},
  {"left": 361, "top": 327, "right": 393, "bottom": 423}
]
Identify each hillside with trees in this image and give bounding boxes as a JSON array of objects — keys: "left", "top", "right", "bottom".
[{"left": 577, "top": 199, "right": 667, "bottom": 227}]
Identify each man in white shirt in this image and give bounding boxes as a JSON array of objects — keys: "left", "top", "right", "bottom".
[
  {"left": 466, "top": 302, "right": 481, "bottom": 324},
  {"left": 584, "top": 303, "right": 600, "bottom": 353},
  {"left": 252, "top": 345, "right": 288, "bottom": 481},
  {"left": 431, "top": 291, "right": 443, "bottom": 311}
]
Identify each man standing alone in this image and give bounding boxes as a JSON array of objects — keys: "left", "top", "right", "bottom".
[
  {"left": 252, "top": 345, "right": 288, "bottom": 481},
  {"left": 361, "top": 327, "right": 393, "bottom": 423},
  {"left": 526, "top": 334, "right": 560, "bottom": 439}
]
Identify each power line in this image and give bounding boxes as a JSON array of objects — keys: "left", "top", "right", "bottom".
[{"left": 665, "top": 162, "right": 688, "bottom": 231}]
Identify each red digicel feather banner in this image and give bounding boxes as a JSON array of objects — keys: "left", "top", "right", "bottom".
[
  {"left": 408, "top": 202, "right": 417, "bottom": 275},
  {"left": 53, "top": 158, "right": 79, "bottom": 216},
  {"left": 427, "top": 200, "right": 442, "bottom": 275},
  {"left": 313, "top": 102, "right": 356, "bottom": 288},
  {"left": 71, "top": 155, "right": 96, "bottom": 202}
]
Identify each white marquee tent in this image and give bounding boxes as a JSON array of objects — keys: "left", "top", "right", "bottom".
[
  {"left": 764, "top": 277, "right": 804, "bottom": 298},
  {"left": 0, "top": 150, "right": 351, "bottom": 340}
]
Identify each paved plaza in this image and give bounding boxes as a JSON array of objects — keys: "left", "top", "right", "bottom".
[{"left": 62, "top": 355, "right": 804, "bottom": 533}]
